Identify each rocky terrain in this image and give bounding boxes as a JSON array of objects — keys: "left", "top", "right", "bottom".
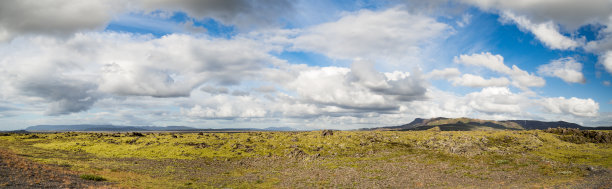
[{"left": 0, "top": 129, "right": 610, "bottom": 188}]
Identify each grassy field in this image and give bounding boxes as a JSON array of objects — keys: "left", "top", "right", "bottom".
[{"left": 0, "top": 129, "right": 610, "bottom": 188}]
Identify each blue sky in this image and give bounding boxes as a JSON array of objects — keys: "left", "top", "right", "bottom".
[{"left": 0, "top": 0, "right": 611, "bottom": 130}]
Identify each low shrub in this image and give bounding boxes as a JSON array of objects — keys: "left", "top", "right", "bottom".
[
  {"left": 544, "top": 128, "right": 612, "bottom": 144},
  {"left": 80, "top": 174, "right": 106, "bottom": 181}
]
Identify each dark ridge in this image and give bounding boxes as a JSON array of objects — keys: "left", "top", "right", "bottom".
[
  {"left": 25, "top": 125, "right": 201, "bottom": 132},
  {"left": 505, "top": 120, "right": 582, "bottom": 130},
  {"left": 366, "top": 118, "right": 612, "bottom": 131},
  {"left": 23, "top": 124, "right": 300, "bottom": 132}
]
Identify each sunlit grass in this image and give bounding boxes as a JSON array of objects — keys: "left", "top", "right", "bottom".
[{"left": 0, "top": 130, "right": 609, "bottom": 188}]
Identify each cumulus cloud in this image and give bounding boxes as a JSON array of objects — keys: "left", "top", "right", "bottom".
[
  {"left": 0, "top": 0, "right": 123, "bottom": 42},
  {"left": 462, "top": 0, "right": 612, "bottom": 72},
  {"left": 465, "top": 87, "right": 526, "bottom": 114},
  {"left": 136, "top": 0, "right": 295, "bottom": 29},
  {"left": 408, "top": 86, "right": 601, "bottom": 122},
  {"left": 507, "top": 65, "right": 546, "bottom": 90},
  {"left": 404, "top": 90, "right": 473, "bottom": 119},
  {"left": 282, "top": 60, "right": 428, "bottom": 112},
  {"left": 540, "top": 97, "right": 599, "bottom": 117},
  {"left": 461, "top": 0, "right": 612, "bottom": 30},
  {"left": 351, "top": 60, "right": 427, "bottom": 100},
  {"left": 427, "top": 68, "right": 461, "bottom": 79},
  {"left": 231, "top": 90, "right": 250, "bottom": 96},
  {"left": 584, "top": 18, "right": 612, "bottom": 54},
  {"left": 0, "top": 34, "right": 104, "bottom": 115},
  {"left": 537, "top": 57, "right": 586, "bottom": 83},
  {"left": 454, "top": 52, "right": 510, "bottom": 73},
  {"left": 601, "top": 51, "right": 612, "bottom": 74},
  {"left": 0, "top": 0, "right": 296, "bottom": 42},
  {"left": 97, "top": 34, "right": 278, "bottom": 97},
  {"left": 183, "top": 98, "right": 267, "bottom": 119},
  {"left": 254, "top": 85, "right": 276, "bottom": 93},
  {"left": 200, "top": 85, "right": 229, "bottom": 95},
  {"left": 18, "top": 77, "right": 98, "bottom": 115},
  {"left": 0, "top": 0, "right": 608, "bottom": 129},
  {"left": 0, "top": 32, "right": 280, "bottom": 114},
  {"left": 287, "top": 66, "right": 393, "bottom": 110},
  {"left": 451, "top": 74, "right": 509, "bottom": 88},
  {"left": 454, "top": 52, "right": 545, "bottom": 90},
  {"left": 291, "top": 6, "right": 452, "bottom": 61},
  {"left": 500, "top": 11, "right": 582, "bottom": 50}
]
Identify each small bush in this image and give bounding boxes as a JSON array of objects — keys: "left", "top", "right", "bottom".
[
  {"left": 495, "top": 159, "right": 510, "bottom": 164},
  {"left": 544, "top": 128, "right": 612, "bottom": 144},
  {"left": 130, "top": 132, "right": 145, "bottom": 137},
  {"left": 321, "top": 130, "right": 334, "bottom": 137},
  {"left": 80, "top": 174, "right": 107, "bottom": 181},
  {"left": 26, "top": 134, "right": 40, "bottom": 139}
]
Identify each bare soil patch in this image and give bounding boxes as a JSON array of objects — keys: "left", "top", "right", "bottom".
[{"left": 0, "top": 148, "right": 113, "bottom": 188}]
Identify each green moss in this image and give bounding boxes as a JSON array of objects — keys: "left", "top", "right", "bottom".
[{"left": 1, "top": 130, "right": 609, "bottom": 188}]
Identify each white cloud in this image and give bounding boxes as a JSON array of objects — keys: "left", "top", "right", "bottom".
[
  {"left": 407, "top": 86, "right": 601, "bottom": 123},
  {"left": 402, "top": 89, "right": 473, "bottom": 119},
  {"left": 200, "top": 85, "right": 229, "bottom": 95},
  {"left": 96, "top": 34, "right": 277, "bottom": 97},
  {"left": 0, "top": 0, "right": 124, "bottom": 42},
  {"left": 427, "top": 68, "right": 461, "bottom": 79},
  {"left": 454, "top": 52, "right": 511, "bottom": 73},
  {"left": 500, "top": 11, "right": 582, "bottom": 50},
  {"left": 135, "top": 0, "right": 295, "bottom": 29},
  {"left": 461, "top": 0, "right": 612, "bottom": 30},
  {"left": 462, "top": 0, "right": 612, "bottom": 73},
  {"left": 540, "top": 97, "right": 599, "bottom": 117},
  {"left": 604, "top": 81, "right": 611, "bottom": 86},
  {"left": 0, "top": 1, "right": 608, "bottom": 129},
  {"left": 456, "top": 13, "right": 472, "bottom": 27},
  {"left": 584, "top": 17, "right": 612, "bottom": 54},
  {"left": 0, "top": 0, "right": 297, "bottom": 42},
  {"left": 0, "top": 32, "right": 280, "bottom": 114},
  {"left": 451, "top": 74, "right": 509, "bottom": 88},
  {"left": 351, "top": 60, "right": 427, "bottom": 100},
  {"left": 454, "top": 52, "right": 545, "bottom": 90},
  {"left": 18, "top": 77, "right": 99, "bottom": 115},
  {"left": 508, "top": 65, "right": 546, "bottom": 90},
  {"left": 286, "top": 66, "right": 393, "bottom": 110},
  {"left": 601, "top": 51, "right": 612, "bottom": 74},
  {"left": 183, "top": 98, "right": 267, "bottom": 119},
  {"left": 291, "top": 6, "right": 452, "bottom": 61},
  {"left": 537, "top": 57, "right": 586, "bottom": 83},
  {"left": 465, "top": 87, "right": 526, "bottom": 114},
  {"left": 271, "top": 60, "right": 429, "bottom": 114}
]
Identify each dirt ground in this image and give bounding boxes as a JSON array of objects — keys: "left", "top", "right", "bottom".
[
  {"left": 1, "top": 130, "right": 611, "bottom": 188},
  {"left": 0, "top": 148, "right": 113, "bottom": 188},
  {"left": 1, "top": 147, "right": 611, "bottom": 188}
]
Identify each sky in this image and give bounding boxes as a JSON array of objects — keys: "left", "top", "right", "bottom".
[{"left": 1, "top": 0, "right": 612, "bottom": 130}]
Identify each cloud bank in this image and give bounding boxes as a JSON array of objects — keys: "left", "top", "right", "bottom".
[{"left": 0, "top": 1, "right": 609, "bottom": 130}]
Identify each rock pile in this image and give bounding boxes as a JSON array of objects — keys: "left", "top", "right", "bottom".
[{"left": 321, "top": 130, "right": 334, "bottom": 137}]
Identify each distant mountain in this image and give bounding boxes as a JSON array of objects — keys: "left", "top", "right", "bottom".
[
  {"left": 505, "top": 120, "right": 582, "bottom": 130},
  {"left": 263, "top": 127, "right": 299, "bottom": 131},
  {"left": 24, "top": 125, "right": 300, "bottom": 132},
  {"left": 365, "top": 117, "right": 612, "bottom": 131},
  {"left": 25, "top": 125, "right": 200, "bottom": 132}
]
